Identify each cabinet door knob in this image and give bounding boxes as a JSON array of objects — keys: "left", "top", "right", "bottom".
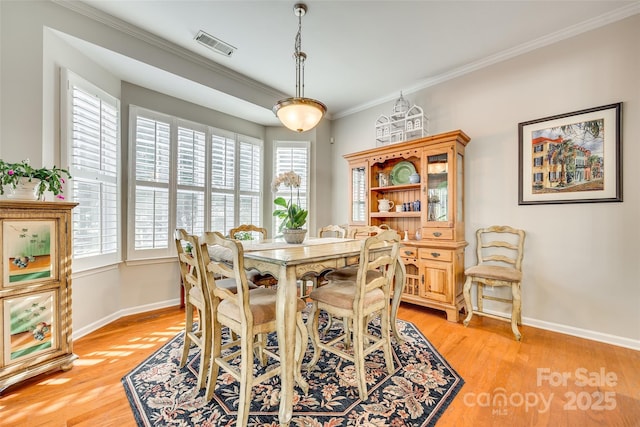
[
  {"left": 431, "top": 252, "right": 440, "bottom": 258},
  {"left": 404, "top": 250, "right": 413, "bottom": 256},
  {"left": 421, "top": 275, "right": 424, "bottom": 284},
  {"left": 433, "top": 232, "right": 442, "bottom": 237}
]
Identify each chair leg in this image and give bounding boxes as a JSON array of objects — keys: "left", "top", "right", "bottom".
[
  {"left": 462, "top": 276, "right": 474, "bottom": 326},
  {"left": 380, "top": 308, "right": 394, "bottom": 374},
  {"left": 205, "top": 319, "right": 222, "bottom": 401},
  {"left": 306, "top": 302, "right": 322, "bottom": 369},
  {"left": 511, "top": 282, "right": 522, "bottom": 341},
  {"left": 237, "top": 329, "right": 254, "bottom": 427},
  {"left": 254, "top": 333, "right": 267, "bottom": 366},
  {"left": 477, "top": 283, "right": 484, "bottom": 312},
  {"left": 196, "top": 308, "right": 211, "bottom": 390},
  {"left": 180, "top": 304, "right": 194, "bottom": 367},
  {"left": 352, "top": 315, "right": 368, "bottom": 401}
]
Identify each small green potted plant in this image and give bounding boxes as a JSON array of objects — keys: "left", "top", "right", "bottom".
[
  {"left": 272, "top": 171, "right": 308, "bottom": 243},
  {"left": 0, "top": 158, "right": 72, "bottom": 200}
]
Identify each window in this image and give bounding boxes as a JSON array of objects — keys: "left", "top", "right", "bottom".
[
  {"left": 210, "top": 130, "right": 263, "bottom": 233},
  {"left": 129, "top": 107, "right": 263, "bottom": 259},
  {"left": 62, "top": 70, "right": 121, "bottom": 271},
  {"left": 533, "top": 156, "right": 543, "bottom": 167},
  {"left": 273, "top": 141, "right": 310, "bottom": 232}
]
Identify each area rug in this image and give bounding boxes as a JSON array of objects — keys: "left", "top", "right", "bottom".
[{"left": 122, "top": 309, "right": 464, "bottom": 426}]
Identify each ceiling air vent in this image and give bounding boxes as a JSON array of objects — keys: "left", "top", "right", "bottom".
[{"left": 194, "top": 30, "right": 236, "bottom": 57}]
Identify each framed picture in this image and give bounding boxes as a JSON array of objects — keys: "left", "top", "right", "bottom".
[
  {"left": 2, "top": 220, "right": 56, "bottom": 286},
  {"left": 518, "top": 103, "right": 622, "bottom": 205},
  {"left": 3, "top": 291, "right": 56, "bottom": 363}
]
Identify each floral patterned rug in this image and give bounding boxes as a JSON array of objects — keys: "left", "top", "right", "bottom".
[{"left": 122, "top": 309, "right": 464, "bottom": 426}]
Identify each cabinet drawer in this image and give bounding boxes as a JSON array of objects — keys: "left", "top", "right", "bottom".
[
  {"left": 423, "top": 228, "right": 454, "bottom": 240},
  {"left": 400, "top": 246, "right": 418, "bottom": 258},
  {"left": 420, "top": 248, "right": 453, "bottom": 262}
]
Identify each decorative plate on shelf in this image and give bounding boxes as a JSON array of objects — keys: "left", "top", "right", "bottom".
[{"left": 390, "top": 161, "right": 417, "bottom": 185}]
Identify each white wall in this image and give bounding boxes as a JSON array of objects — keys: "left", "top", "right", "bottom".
[{"left": 330, "top": 15, "right": 640, "bottom": 348}]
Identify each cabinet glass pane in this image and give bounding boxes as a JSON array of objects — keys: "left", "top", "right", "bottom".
[
  {"left": 427, "top": 154, "right": 448, "bottom": 222},
  {"left": 352, "top": 167, "right": 366, "bottom": 222}
]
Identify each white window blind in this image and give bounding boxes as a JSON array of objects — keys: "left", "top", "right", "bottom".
[
  {"left": 134, "top": 115, "right": 171, "bottom": 251},
  {"left": 273, "top": 141, "right": 310, "bottom": 232},
  {"left": 210, "top": 131, "right": 263, "bottom": 234},
  {"left": 176, "top": 127, "right": 206, "bottom": 236},
  {"left": 129, "top": 107, "right": 263, "bottom": 259},
  {"left": 238, "top": 137, "right": 262, "bottom": 226},
  {"left": 210, "top": 132, "right": 236, "bottom": 234},
  {"left": 63, "top": 70, "right": 121, "bottom": 271}
]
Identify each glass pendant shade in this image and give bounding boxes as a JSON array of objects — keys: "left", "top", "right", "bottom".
[
  {"left": 273, "top": 97, "right": 327, "bottom": 133},
  {"left": 274, "top": 3, "right": 326, "bottom": 133}
]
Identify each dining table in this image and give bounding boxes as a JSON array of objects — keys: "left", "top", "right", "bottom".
[{"left": 232, "top": 236, "right": 406, "bottom": 426}]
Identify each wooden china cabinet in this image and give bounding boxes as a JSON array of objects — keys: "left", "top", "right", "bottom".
[
  {"left": 345, "top": 130, "right": 470, "bottom": 321},
  {"left": 0, "top": 200, "right": 77, "bottom": 392}
]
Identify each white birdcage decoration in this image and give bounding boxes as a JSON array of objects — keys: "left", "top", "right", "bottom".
[{"left": 375, "top": 93, "right": 428, "bottom": 146}]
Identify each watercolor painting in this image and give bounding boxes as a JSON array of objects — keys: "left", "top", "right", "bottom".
[
  {"left": 4, "top": 291, "right": 55, "bottom": 362},
  {"left": 3, "top": 220, "right": 55, "bottom": 285},
  {"left": 519, "top": 103, "right": 621, "bottom": 205}
]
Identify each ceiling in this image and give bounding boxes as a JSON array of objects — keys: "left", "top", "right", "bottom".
[{"left": 64, "top": 1, "right": 639, "bottom": 126}]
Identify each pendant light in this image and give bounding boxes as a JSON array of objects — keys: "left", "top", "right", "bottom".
[{"left": 273, "top": 3, "right": 327, "bottom": 132}]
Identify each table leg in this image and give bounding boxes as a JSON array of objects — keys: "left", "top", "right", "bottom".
[
  {"left": 391, "top": 259, "right": 406, "bottom": 343},
  {"left": 277, "top": 265, "right": 298, "bottom": 426}
]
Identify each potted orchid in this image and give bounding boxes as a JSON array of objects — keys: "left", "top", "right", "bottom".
[
  {"left": 272, "top": 171, "right": 308, "bottom": 243},
  {"left": 0, "top": 159, "right": 71, "bottom": 200}
]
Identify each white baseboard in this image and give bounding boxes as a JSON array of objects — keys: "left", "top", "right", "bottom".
[
  {"left": 470, "top": 306, "right": 640, "bottom": 351},
  {"left": 523, "top": 316, "right": 640, "bottom": 351},
  {"left": 72, "top": 298, "right": 180, "bottom": 340},
  {"left": 74, "top": 300, "right": 640, "bottom": 351}
]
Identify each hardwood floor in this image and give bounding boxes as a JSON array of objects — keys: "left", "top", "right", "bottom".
[{"left": 1, "top": 304, "right": 638, "bottom": 426}]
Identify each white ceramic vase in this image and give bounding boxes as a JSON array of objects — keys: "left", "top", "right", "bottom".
[{"left": 5, "top": 177, "right": 41, "bottom": 200}]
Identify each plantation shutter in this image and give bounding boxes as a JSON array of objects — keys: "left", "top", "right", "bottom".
[
  {"left": 65, "top": 70, "right": 121, "bottom": 269},
  {"left": 176, "top": 126, "right": 206, "bottom": 236},
  {"left": 210, "top": 131, "right": 236, "bottom": 234},
  {"left": 134, "top": 115, "right": 171, "bottom": 250},
  {"left": 238, "top": 136, "right": 262, "bottom": 226},
  {"left": 273, "top": 141, "right": 309, "bottom": 231}
]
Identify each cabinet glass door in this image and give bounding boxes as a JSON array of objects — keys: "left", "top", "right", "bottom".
[
  {"left": 426, "top": 153, "right": 449, "bottom": 222},
  {"left": 350, "top": 165, "right": 367, "bottom": 223}
]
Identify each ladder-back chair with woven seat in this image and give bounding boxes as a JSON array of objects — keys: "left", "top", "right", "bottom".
[
  {"left": 306, "top": 229, "right": 401, "bottom": 400},
  {"left": 317, "top": 224, "right": 347, "bottom": 238},
  {"left": 229, "top": 224, "right": 279, "bottom": 288},
  {"left": 462, "top": 225, "right": 526, "bottom": 340},
  {"left": 174, "top": 229, "right": 224, "bottom": 391},
  {"left": 197, "top": 231, "right": 309, "bottom": 426},
  {"left": 296, "top": 224, "right": 349, "bottom": 299},
  {"left": 346, "top": 224, "right": 390, "bottom": 240}
]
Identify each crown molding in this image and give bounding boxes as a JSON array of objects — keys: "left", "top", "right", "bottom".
[
  {"left": 52, "top": 0, "right": 286, "bottom": 100},
  {"left": 334, "top": 2, "right": 640, "bottom": 120}
]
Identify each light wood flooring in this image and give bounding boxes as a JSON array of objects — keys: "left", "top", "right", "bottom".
[{"left": 1, "top": 303, "right": 638, "bottom": 426}]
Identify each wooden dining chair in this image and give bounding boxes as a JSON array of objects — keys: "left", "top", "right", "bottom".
[
  {"left": 229, "top": 224, "right": 267, "bottom": 241},
  {"left": 229, "top": 224, "right": 278, "bottom": 288},
  {"left": 346, "top": 224, "right": 390, "bottom": 239},
  {"left": 463, "top": 225, "right": 526, "bottom": 340},
  {"left": 174, "top": 229, "right": 217, "bottom": 391},
  {"left": 197, "top": 231, "right": 309, "bottom": 426},
  {"left": 317, "top": 224, "right": 347, "bottom": 238},
  {"left": 295, "top": 224, "right": 349, "bottom": 299},
  {"left": 307, "top": 229, "right": 401, "bottom": 400}
]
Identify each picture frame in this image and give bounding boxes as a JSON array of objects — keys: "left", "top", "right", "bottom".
[
  {"left": 518, "top": 103, "right": 622, "bottom": 205},
  {"left": 2, "top": 220, "right": 56, "bottom": 286}
]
